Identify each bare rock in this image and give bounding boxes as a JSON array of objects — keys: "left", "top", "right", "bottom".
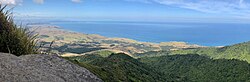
[{"left": 0, "top": 53, "right": 102, "bottom": 82}]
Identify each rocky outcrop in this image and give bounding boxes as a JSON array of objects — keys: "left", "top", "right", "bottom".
[{"left": 0, "top": 53, "right": 102, "bottom": 82}]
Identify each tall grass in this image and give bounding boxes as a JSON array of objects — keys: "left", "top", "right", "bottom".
[{"left": 0, "top": 5, "right": 38, "bottom": 56}]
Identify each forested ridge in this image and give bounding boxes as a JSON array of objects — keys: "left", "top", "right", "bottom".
[
  {"left": 65, "top": 53, "right": 250, "bottom": 82},
  {"left": 170, "top": 41, "right": 250, "bottom": 63},
  {"left": 65, "top": 53, "right": 168, "bottom": 82},
  {"left": 140, "top": 54, "right": 250, "bottom": 82},
  {"left": 136, "top": 41, "right": 250, "bottom": 63}
]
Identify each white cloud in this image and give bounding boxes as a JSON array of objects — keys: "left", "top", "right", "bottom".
[
  {"left": 151, "top": 0, "right": 250, "bottom": 16},
  {"left": 121, "top": 0, "right": 250, "bottom": 16},
  {"left": 33, "top": 0, "right": 44, "bottom": 4},
  {"left": 0, "top": 0, "right": 22, "bottom": 5},
  {"left": 72, "top": 0, "right": 82, "bottom": 3}
]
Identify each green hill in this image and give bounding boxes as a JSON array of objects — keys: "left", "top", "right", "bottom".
[
  {"left": 139, "top": 54, "right": 250, "bottom": 82},
  {"left": 64, "top": 53, "right": 167, "bottom": 82},
  {"left": 65, "top": 53, "right": 250, "bottom": 82},
  {"left": 170, "top": 41, "right": 250, "bottom": 63}
]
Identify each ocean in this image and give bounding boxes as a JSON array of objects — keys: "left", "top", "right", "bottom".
[{"left": 52, "top": 21, "right": 250, "bottom": 46}]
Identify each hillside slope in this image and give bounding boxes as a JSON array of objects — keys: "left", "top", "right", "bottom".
[
  {"left": 170, "top": 41, "right": 250, "bottom": 62},
  {"left": 65, "top": 53, "right": 169, "bottom": 82},
  {"left": 65, "top": 53, "right": 250, "bottom": 82},
  {"left": 0, "top": 53, "right": 102, "bottom": 82},
  {"left": 140, "top": 54, "right": 250, "bottom": 82}
]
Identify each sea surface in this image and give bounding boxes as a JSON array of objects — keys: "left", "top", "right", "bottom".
[{"left": 52, "top": 21, "right": 250, "bottom": 46}]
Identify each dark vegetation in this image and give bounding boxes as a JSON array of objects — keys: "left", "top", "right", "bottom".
[
  {"left": 65, "top": 53, "right": 168, "bottom": 82},
  {"left": 170, "top": 41, "right": 250, "bottom": 63},
  {"left": 135, "top": 50, "right": 170, "bottom": 57},
  {"left": 0, "top": 5, "right": 38, "bottom": 56},
  {"left": 135, "top": 41, "right": 250, "bottom": 63},
  {"left": 65, "top": 53, "right": 250, "bottom": 82},
  {"left": 140, "top": 54, "right": 250, "bottom": 82},
  {"left": 53, "top": 43, "right": 104, "bottom": 54}
]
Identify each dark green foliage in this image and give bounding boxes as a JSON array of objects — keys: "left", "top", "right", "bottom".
[
  {"left": 53, "top": 44, "right": 104, "bottom": 54},
  {"left": 91, "top": 50, "right": 114, "bottom": 57},
  {"left": 171, "top": 41, "right": 250, "bottom": 63},
  {"left": 65, "top": 53, "right": 167, "bottom": 82},
  {"left": 140, "top": 54, "right": 250, "bottom": 82},
  {"left": 66, "top": 52, "right": 250, "bottom": 82},
  {"left": 66, "top": 53, "right": 250, "bottom": 82},
  {"left": 0, "top": 5, "right": 38, "bottom": 56},
  {"left": 135, "top": 50, "right": 170, "bottom": 58}
]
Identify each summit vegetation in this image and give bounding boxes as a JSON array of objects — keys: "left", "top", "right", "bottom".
[{"left": 0, "top": 5, "right": 38, "bottom": 56}]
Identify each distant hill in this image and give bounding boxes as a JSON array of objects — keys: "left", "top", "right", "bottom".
[
  {"left": 139, "top": 54, "right": 250, "bottom": 82},
  {"left": 136, "top": 41, "right": 250, "bottom": 63},
  {"left": 170, "top": 41, "right": 250, "bottom": 63}
]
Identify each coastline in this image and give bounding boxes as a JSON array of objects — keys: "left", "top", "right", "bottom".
[
  {"left": 28, "top": 24, "right": 205, "bottom": 56},
  {"left": 28, "top": 24, "right": 205, "bottom": 46}
]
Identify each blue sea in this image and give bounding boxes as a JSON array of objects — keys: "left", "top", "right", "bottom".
[{"left": 52, "top": 21, "right": 250, "bottom": 46}]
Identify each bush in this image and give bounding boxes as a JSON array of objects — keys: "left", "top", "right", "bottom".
[{"left": 0, "top": 5, "right": 38, "bottom": 56}]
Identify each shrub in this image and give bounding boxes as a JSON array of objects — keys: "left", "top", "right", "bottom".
[{"left": 0, "top": 5, "right": 38, "bottom": 56}]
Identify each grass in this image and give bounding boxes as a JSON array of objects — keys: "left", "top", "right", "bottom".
[{"left": 0, "top": 5, "right": 38, "bottom": 56}]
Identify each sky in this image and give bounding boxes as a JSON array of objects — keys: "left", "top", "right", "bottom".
[{"left": 1, "top": 0, "right": 250, "bottom": 23}]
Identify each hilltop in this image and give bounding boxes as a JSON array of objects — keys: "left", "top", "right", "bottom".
[
  {"left": 0, "top": 6, "right": 102, "bottom": 82},
  {"left": 0, "top": 53, "right": 102, "bottom": 82}
]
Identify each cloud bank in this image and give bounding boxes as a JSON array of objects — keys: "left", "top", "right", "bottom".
[
  {"left": 122, "top": 0, "right": 250, "bottom": 16},
  {"left": 152, "top": 0, "right": 250, "bottom": 16},
  {"left": 0, "top": 0, "right": 22, "bottom": 5}
]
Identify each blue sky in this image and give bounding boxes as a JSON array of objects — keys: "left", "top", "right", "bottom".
[{"left": 2, "top": 0, "right": 250, "bottom": 23}]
